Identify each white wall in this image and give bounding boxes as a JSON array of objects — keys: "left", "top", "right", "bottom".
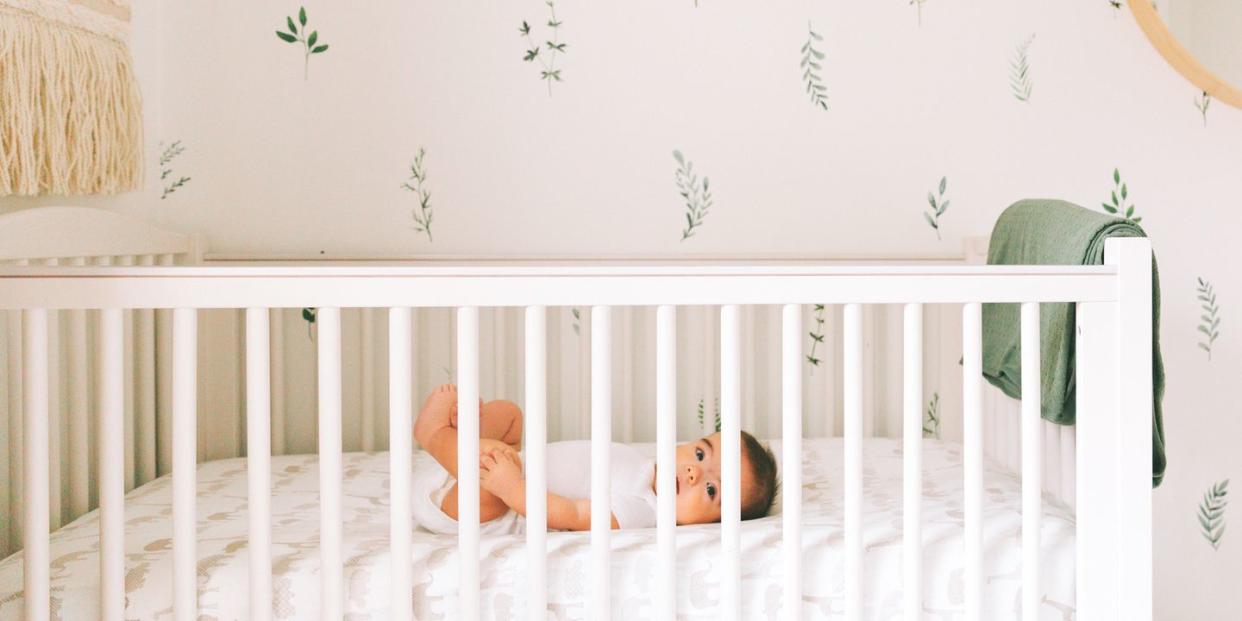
[{"left": 3, "top": 0, "right": 1241, "bottom": 617}]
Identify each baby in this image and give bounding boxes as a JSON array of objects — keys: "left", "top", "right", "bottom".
[{"left": 412, "top": 384, "right": 778, "bottom": 533}]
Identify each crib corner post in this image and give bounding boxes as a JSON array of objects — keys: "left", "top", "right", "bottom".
[{"left": 1075, "top": 237, "right": 1152, "bottom": 621}]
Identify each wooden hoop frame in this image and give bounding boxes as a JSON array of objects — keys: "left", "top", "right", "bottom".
[{"left": 1127, "top": 0, "right": 1242, "bottom": 109}]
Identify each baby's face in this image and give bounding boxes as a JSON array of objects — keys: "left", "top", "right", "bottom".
[{"left": 670, "top": 432, "right": 756, "bottom": 525}]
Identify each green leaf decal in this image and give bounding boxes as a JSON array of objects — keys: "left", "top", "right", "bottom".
[
  {"left": 312, "top": 45, "right": 329, "bottom": 54},
  {"left": 299, "top": 6, "right": 307, "bottom": 26},
  {"left": 279, "top": 8, "right": 328, "bottom": 79},
  {"left": 276, "top": 31, "right": 297, "bottom": 43},
  {"left": 1195, "top": 91, "right": 1212, "bottom": 127},
  {"left": 697, "top": 397, "right": 722, "bottom": 433},
  {"left": 674, "top": 150, "right": 712, "bottom": 241},
  {"left": 1199, "top": 479, "right": 1229, "bottom": 550},
  {"left": 302, "top": 307, "right": 317, "bottom": 340},
  {"left": 800, "top": 22, "right": 829, "bottom": 111},
  {"left": 1197, "top": 278, "right": 1221, "bottom": 360},
  {"left": 159, "top": 140, "right": 191, "bottom": 199},
  {"left": 1009, "top": 34, "right": 1035, "bottom": 102},
  {"left": 402, "top": 147, "right": 434, "bottom": 242},
  {"left": 287, "top": 17, "right": 297, "bottom": 34},
  {"left": 807, "top": 304, "right": 827, "bottom": 371},
  {"left": 923, "top": 176, "right": 949, "bottom": 240},
  {"left": 923, "top": 393, "right": 941, "bottom": 438},
  {"left": 519, "top": 1, "right": 566, "bottom": 95},
  {"left": 1101, "top": 168, "right": 1141, "bottom": 223},
  {"left": 307, "top": 31, "right": 318, "bottom": 48}
]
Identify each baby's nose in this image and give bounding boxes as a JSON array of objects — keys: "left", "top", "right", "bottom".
[{"left": 683, "top": 464, "right": 701, "bottom": 483}]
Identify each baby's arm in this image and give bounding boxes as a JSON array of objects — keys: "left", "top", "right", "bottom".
[{"left": 480, "top": 450, "right": 620, "bottom": 531}]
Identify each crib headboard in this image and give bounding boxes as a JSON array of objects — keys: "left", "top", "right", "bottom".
[{"left": 0, "top": 206, "right": 200, "bottom": 558}]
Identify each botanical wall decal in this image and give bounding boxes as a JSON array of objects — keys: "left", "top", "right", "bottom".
[
  {"left": 276, "top": 7, "right": 330, "bottom": 80},
  {"left": 910, "top": 0, "right": 928, "bottom": 25},
  {"left": 1199, "top": 479, "right": 1229, "bottom": 550},
  {"left": 697, "top": 397, "right": 721, "bottom": 432},
  {"left": 571, "top": 307, "right": 581, "bottom": 335},
  {"left": 923, "top": 176, "right": 950, "bottom": 240},
  {"left": 1195, "top": 91, "right": 1211, "bottom": 126},
  {"left": 801, "top": 22, "right": 828, "bottom": 111},
  {"left": 1010, "top": 34, "right": 1035, "bottom": 102},
  {"left": 1102, "top": 167, "right": 1142, "bottom": 223},
  {"left": 519, "top": 1, "right": 567, "bottom": 95},
  {"left": 301, "top": 307, "right": 317, "bottom": 340},
  {"left": 673, "top": 150, "right": 713, "bottom": 241},
  {"left": 159, "top": 141, "right": 190, "bottom": 200},
  {"left": 402, "top": 148, "right": 433, "bottom": 242},
  {"left": 923, "top": 392, "right": 941, "bottom": 438},
  {"left": 806, "top": 304, "right": 826, "bottom": 371},
  {"left": 1197, "top": 278, "right": 1221, "bottom": 360}
]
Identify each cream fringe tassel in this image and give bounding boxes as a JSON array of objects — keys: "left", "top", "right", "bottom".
[{"left": 0, "top": 4, "right": 142, "bottom": 196}]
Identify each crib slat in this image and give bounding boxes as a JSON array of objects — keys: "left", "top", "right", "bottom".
[
  {"left": 843, "top": 303, "right": 863, "bottom": 621},
  {"left": 388, "top": 307, "right": 414, "bottom": 621},
  {"left": 1020, "top": 302, "right": 1041, "bottom": 620},
  {"left": 361, "top": 307, "right": 376, "bottom": 452},
  {"left": 903, "top": 303, "right": 923, "bottom": 621},
  {"left": 156, "top": 255, "right": 176, "bottom": 476},
  {"left": 963, "top": 303, "right": 983, "bottom": 621},
  {"left": 590, "top": 305, "right": 612, "bottom": 621},
  {"left": 173, "top": 308, "right": 198, "bottom": 621},
  {"left": 269, "top": 309, "right": 287, "bottom": 456},
  {"left": 656, "top": 305, "right": 677, "bottom": 620},
  {"left": 456, "top": 306, "right": 481, "bottom": 620},
  {"left": 781, "top": 304, "right": 802, "bottom": 621},
  {"left": 118, "top": 257, "right": 136, "bottom": 493},
  {"left": 99, "top": 309, "right": 125, "bottom": 621},
  {"left": 23, "top": 309, "right": 49, "bottom": 621},
  {"left": 525, "top": 306, "right": 548, "bottom": 621},
  {"left": 720, "top": 305, "right": 742, "bottom": 619},
  {"left": 68, "top": 257, "right": 89, "bottom": 514},
  {"left": 245, "top": 308, "right": 273, "bottom": 620},
  {"left": 40, "top": 260, "right": 61, "bottom": 530},
  {"left": 136, "top": 255, "right": 157, "bottom": 485},
  {"left": 317, "top": 308, "right": 344, "bottom": 619}
]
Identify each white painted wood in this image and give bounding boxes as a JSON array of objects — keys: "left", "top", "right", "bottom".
[
  {"left": 456, "top": 306, "right": 481, "bottom": 621},
  {"left": 0, "top": 207, "right": 195, "bottom": 262},
  {"left": 656, "top": 305, "right": 677, "bottom": 621},
  {"left": 525, "top": 306, "right": 548, "bottom": 621},
  {"left": 843, "top": 304, "right": 863, "bottom": 621},
  {"left": 360, "top": 307, "right": 375, "bottom": 452},
  {"left": 172, "top": 308, "right": 197, "bottom": 621},
  {"left": 962, "top": 303, "right": 983, "bottom": 621},
  {"left": 136, "top": 255, "right": 157, "bottom": 485},
  {"left": 316, "top": 307, "right": 343, "bottom": 620},
  {"left": 99, "top": 308, "right": 125, "bottom": 621},
  {"left": 245, "top": 308, "right": 273, "bottom": 621},
  {"left": 781, "top": 304, "right": 802, "bottom": 621},
  {"left": 269, "top": 309, "right": 287, "bottom": 456},
  {"left": 902, "top": 303, "right": 923, "bottom": 621},
  {"left": 67, "top": 257, "right": 89, "bottom": 517},
  {"left": 720, "top": 305, "right": 741, "bottom": 620},
  {"left": 1020, "top": 302, "right": 1041, "bottom": 621},
  {"left": 40, "top": 260, "right": 61, "bottom": 530},
  {"left": 590, "top": 305, "right": 612, "bottom": 621},
  {"left": 388, "top": 307, "right": 413, "bottom": 621},
  {"left": 23, "top": 309, "right": 49, "bottom": 621},
  {"left": 156, "top": 255, "right": 175, "bottom": 477}
]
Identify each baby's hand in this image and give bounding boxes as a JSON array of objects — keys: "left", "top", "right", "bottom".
[{"left": 480, "top": 448, "right": 523, "bottom": 502}]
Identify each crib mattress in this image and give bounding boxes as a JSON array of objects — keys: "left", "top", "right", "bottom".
[{"left": 0, "top": 438, "right": 1075, "bottom": 620}]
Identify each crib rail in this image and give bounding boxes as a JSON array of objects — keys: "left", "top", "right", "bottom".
[{"left": 0, "top": 243, "right": 1152, "bottom": 620}]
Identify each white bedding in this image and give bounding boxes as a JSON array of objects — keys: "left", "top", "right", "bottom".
[{"left": 0, "top": 438, "right": 1075, "bottom": 620}]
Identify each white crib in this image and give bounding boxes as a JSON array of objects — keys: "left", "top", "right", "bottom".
[{"left": 0, "top": 207, "right": 1152, "bottom": 620}]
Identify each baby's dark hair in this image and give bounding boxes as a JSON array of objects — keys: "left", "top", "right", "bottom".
[{"left": 740, "top": 431, "right": 779, "bottom": 520}]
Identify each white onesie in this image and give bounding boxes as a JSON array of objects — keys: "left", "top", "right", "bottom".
[{"left": 411, "top": 440, "right": 658, "bottom": 535}]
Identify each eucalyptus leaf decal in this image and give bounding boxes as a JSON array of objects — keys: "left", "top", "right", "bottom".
[
  {"left": 1195, "top": 91, "right": 1211, "bottom": 127},
  {"left": 1197, "top": 277, "right": 1221, "bottom": 360},
  {"left": 301, "top": 307, "right": 317, "bottom": 340},
  {"left": 401, "top": 148, "right": 433, "bottom": 242},
  {"left": 807, "top": 304, "right": 826, "bottom": 370},
  {"left": 1009, "top": 34, "right": 1035, "bottom": 102},
  {"left": 571, "top": 307, "right": 581, "bottom": 336},
  {"left": 1199, "top": 479, "right": 1229, "bottom": 550},
  {"left": 800, "top": 22, "right": 828, "bottom": 111},
  {"left": 276, "top": 6, "right": 329, "bottom": 80},
  {"left": 159, "top": 140, "right": 190, "bottom": 200},
  {"left": 1102, "top": 167, "right": 1141, "bottom": 223},
  {"left": 519, "top": 1, "right": 566, "bottom": 95},
  {"left": 674, "top": 150, "right": 713, "bottom": 241},
  {"left": 697, "top": 397, "right": 721, "bottom": 433},
  {"left": 923, "top": 392, "right": 941, "bottom": 438},
  {"left": 923, "top": 176, "right": 950, "bottom": 240}
]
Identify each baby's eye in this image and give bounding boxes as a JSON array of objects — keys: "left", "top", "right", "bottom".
[
  {"left": 695, "top": 448, "right": 704, "bottom": 461},
  {"left": 706, "top": 483, "right": 717, "bottom": 499}
]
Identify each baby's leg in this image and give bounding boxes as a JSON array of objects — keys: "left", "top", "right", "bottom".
[{"left": 414, "top": 384, "right": 517, "bottom": 522}]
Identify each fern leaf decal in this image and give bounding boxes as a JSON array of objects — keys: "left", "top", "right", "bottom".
[
  {"left": 807, "top": 304, "right": 827, "bottom": 371},
  {"left": 1009, "top": 34, "right": 1035, "bottom": 102},
  {"left": 1195, "top": 91, "right": 1211, "bottom": 127},
  {"left": 519, "top": 1, "right": 566, "bottom": 95},
  {"left": 697, "top": 397, "right": 721, "bottom": 432},
  {"left": 275, "top": 6, "right": 329, "bottom": 80},
  {"left": 1197, "top": 277, "right": 1221, "bottom": 360},
  {"left": 402, "top": 148, "right": 434, "bottom": 242},
  {"left": 673, "top": 150, "right": 713, "bottom": 241},
  {"left": 923, "top": 176, "right": 950, "bottom": 240},
  {"left": 923, "top": 392, "right": 941, "bottom": 438},
  {"left": 1101, "top": 167, "right": 1141, "bottom": 223},
  {"left": 1199, "top": 479, "right": 1229, "bottom": 550},
  {"left": 159, "top": 140, "right": 191, "bottom": 200},
  {"left": 800, "top": 22, "right": 828, "bottom": 111}
]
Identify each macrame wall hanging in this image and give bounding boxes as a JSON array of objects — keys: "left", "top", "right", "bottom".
[{"left": 0, "top": 0, "right": 142, "bottom": 196}]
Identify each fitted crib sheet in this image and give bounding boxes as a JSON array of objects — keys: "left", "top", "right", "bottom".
[{"left": 0, "top": 438, "right": 1075, "bottom": 620}]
